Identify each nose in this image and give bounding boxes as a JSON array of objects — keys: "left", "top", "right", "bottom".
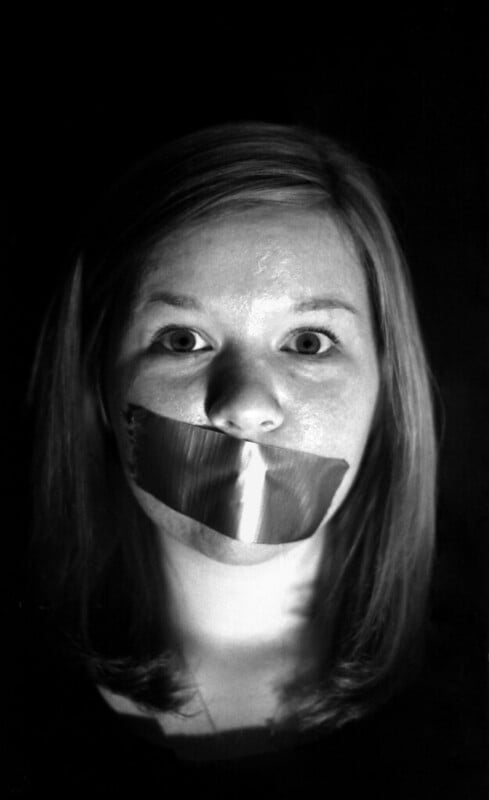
[{"left": 205, "top": 356, "right": 284, "bottom": 439}]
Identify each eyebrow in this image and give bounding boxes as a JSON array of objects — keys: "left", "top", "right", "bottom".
[
  {"left": 140, "top": 290, "right": 357, "bottom": 315},
  {"left": 141, "top": 291, "right": 203, "bottom": 311},
  {"left": 292, "top": 297, "right": 358, "bottom": 314}
]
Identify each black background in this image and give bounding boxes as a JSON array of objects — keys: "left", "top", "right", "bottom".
[{"left": 4, "top": 5, "right": 488, "bottom": 794}]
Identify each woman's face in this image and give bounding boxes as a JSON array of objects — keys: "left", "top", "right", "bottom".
[{"left": 109, "top": 208, "right": 380, "bottom": 559}]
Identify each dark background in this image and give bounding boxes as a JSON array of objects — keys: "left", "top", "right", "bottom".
[{"left": 4, "top": 4, "right": 488, "bottom": 793}]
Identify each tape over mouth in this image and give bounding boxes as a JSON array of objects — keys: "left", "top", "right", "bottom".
[{"left": 124, "top": 404, "right": 348, "bottom": 545}]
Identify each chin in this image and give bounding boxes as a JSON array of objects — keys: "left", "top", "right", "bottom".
[
  {"left": 132, "top": 484, "right": 325, "bottom": 566},
  {"left": 167, "top": 523, "right": 285, "bottom": 566}
]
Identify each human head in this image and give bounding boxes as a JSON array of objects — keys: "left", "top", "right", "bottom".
[
  {"left": 110, "top": 206, "right": 378, "bottom": 558},
  {"left": 32, "top": 122, "right": 436, "bottom": 725}
]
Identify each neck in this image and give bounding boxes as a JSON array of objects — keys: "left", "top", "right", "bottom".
[
  {"left": 151, "top": 526, "right": 327, "bottom": 735},
  {"left": 160, "top": 527, "right": 325, "bottom": 665}
]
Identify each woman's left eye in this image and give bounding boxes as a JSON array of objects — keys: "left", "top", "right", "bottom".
[
  {"left": 282, "top": 329, "right": 337, "bottom": 356},
  {"left": 149, "top": 327, "right": 211, "bottom": 354}
]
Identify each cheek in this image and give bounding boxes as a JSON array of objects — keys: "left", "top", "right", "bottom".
[
  {"left": 108, "top": 356, "right": 210, "bottom": 476},
  {"left": 114, "top": 360, "right": 209, "bottom": 427},
  {"left": 288, "top": 367, "right": 379, "bottom": 464},
  {"left": 314, "top": 373, "right": 379, "bottom": 520}
]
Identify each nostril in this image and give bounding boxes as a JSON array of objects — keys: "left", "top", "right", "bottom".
[
  {"left": 223, "top": 419, "right": 239, "bottom": 431},
  {"left": 260, "top": 420, "right": 275, "bottom": 430},
  {"left": 218, "top": 418, "right": 276, "bottom": 435},
  {"left": 208, "top": 412, "right": 283, "bottom": 436}
]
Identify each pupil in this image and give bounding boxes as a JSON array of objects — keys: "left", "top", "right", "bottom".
[
  {"left": 170, "top": 330, "right": 195, "bottom": 351},
  {"left": 296, "top": 332, "right": 320, "bottom": 354}
]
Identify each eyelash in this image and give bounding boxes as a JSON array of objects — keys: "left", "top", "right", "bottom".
[
  {"left": 286, "top": 326, "right": 340, "bottom": 351},
  {"left": 148, "top": 325, "right": 340, "bottom": 357}
]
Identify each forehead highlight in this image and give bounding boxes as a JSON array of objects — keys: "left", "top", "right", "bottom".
[{"left": 136, "top": 208, "right": 366, "bottom": 311}]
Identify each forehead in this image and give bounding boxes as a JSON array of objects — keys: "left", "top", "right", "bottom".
[{"left": 137, "top": 208, "right": 368, "bottom": 310}]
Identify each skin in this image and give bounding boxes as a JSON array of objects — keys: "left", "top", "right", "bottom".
[
  {"left": 110, "top": 207, "right": 379, "bottom": 555},
  {"left": 104, "top": 208, "right": 380, "bottom": 735}
]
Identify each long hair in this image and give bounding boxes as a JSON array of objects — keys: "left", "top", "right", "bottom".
[{"left": 30, "top": 122, "right": 437, "bottom": 728}]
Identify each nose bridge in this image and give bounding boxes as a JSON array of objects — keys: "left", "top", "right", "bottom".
[{"left": 205, "top": 350, "right": 284, "bottom": 435}]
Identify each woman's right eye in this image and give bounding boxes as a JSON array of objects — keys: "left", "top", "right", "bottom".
[{"left": 149, "top": 327, "right": 211, "bottom": 354}]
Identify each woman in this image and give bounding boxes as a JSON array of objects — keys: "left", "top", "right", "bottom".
[{"left": 29, "top": 122, "right": 437, "bottom": 782}]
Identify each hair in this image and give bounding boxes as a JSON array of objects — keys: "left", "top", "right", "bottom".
[{"left": 30, "top": 121, "right": 437, "bottom": 730}]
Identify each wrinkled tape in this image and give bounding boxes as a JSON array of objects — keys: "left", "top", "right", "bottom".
[{"left": 125, "top": 405, "right": 348, "bottom": 545}]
